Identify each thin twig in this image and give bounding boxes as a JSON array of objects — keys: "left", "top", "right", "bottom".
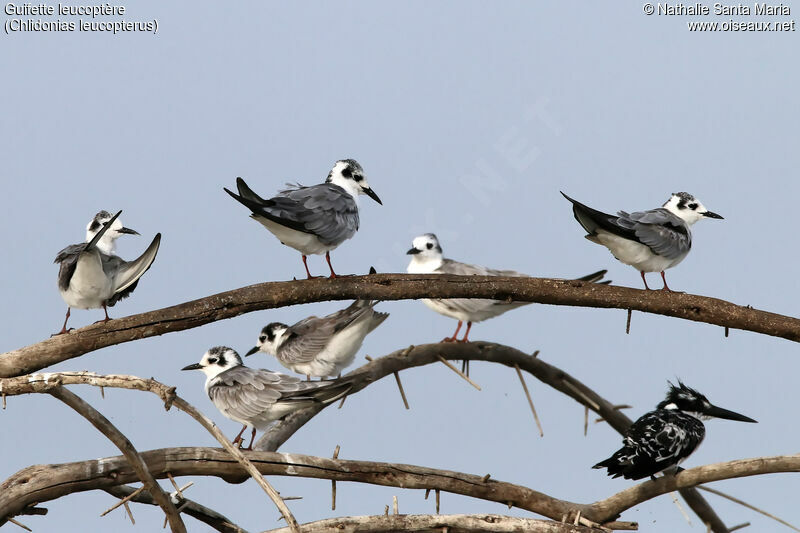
[
  {"left": 393, "top": 371, "right": 410, "bottom": 409},
  {"left": 100, "top": 485, "right": 145, "bottom": 517},
  {"left": 123, "top": 501, "right": 135, "bottom": 524},
  {"left": 626, "top": 309, "right": 632, "bottom": 334},
  {"left": 436, "top": 355, "right": 481, "bottom": 391},
  {"left": 331, "top": 445, "right": 340, "bottom": 511},
  {"left": 729, "top": 523, "right": 751, "bottom": 532},
  {"left": 6, "top": 517, "right": 31, "bottom": 532},
  {"left": 584, "top": 406, "right": 589, "bottom": 436},
  {"left": 514, "top": 363, "right": 544, "bottom": 437},
  {"left": 698, "top": 485, "right": 800, "bottom": 531},
  {"left": 670, "top": 491, "right": 692, "bottom": 525}
]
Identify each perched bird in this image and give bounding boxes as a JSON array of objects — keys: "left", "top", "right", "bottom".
[
  {"left": 182, "top": 347, "right": 357, "bottom": 450},
  {"left": 561, "top": 192, "right": 723, "bottom": 291},
  {"left": 594, "top": 381, "right": 756, "bottom": 480},
  {"left": 224, "top": 159, "right": 382, "bottom": 279},
  {"left": 54, "top": 210, "right": 161, "bottom": 335},
  {"left": 246, "top": 300, "right": 389, "bottom": 379},
  {"left": 406, "top": 233, "right": 608, "bottom": 343}
]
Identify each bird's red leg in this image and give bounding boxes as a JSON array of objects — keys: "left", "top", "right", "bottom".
[
  {"left": 92, "top": 304, "right": 113, "bottom": 325},
  {"left": 458, "top": 321, "right": 473, "bottom": 343},
  {"left": 231, "top": 425, "right": 248, "bottom": 448},
  {"left": 640, "top": 271, "right": 651, "bottom": 290},
  {"left": 441, "top": 321, "right": 462, "bottom": 343},
  {"left": 245, "top": 427, "right": 257, "bottom": 451},
  {"left": 659, "top": 271, "right": 673, "bottom": 292},
  {"left": 301, "top": 255, "right": 320, "bottom": 279},
  {"left": 325, "top": 252, "right": 338, "bottom": 278},
  {"left": 53, "top": 308, "right": 73, "bottom": 336}
]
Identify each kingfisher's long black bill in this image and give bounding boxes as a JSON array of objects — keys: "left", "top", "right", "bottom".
[
  {"left": 245, "top": 346, "right": 259, "bottom": 357},
  {"left": 703, "top": 211, "right": 724, "bottom": 220},
  {"left": 363, "top": 187, "right": 382, "bottom": 205},
  {"left": 706, "top": 404, "right": 757, "bottom": 423},
  {"left": 181, "top": 363, "right": 203, "bottom": 371},
  {"left": 406, "top": 247, "right": 421, "bottom": 255},
  {"left": 119, "top": 227, "right": 140, "bottom": 235}
]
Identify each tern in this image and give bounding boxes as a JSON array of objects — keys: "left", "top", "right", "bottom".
[
  {"left": 562, "top": 192, "right": 723, "bottom": 291},
  {"left": 182, "top": 346, "right": 357, "bottom": 450},
  {"left": 246, "top": 300, "right": 389, "bottom": 379},
  {"left": 406, "top": 233, "right": 608, "bottom": 343},
  {"left": 594, "top": 381, "right": 756, "bottom": 480},
  {"left": 54, "top": 210, "right": 161, "bottom": 334},
  {"left": 224, "top": 159, "right": 381, "bottom": 279}
]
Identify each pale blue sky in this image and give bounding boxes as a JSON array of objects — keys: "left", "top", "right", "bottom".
[{"left": 2, "top": 2, "right": 798, "bottom": 532}]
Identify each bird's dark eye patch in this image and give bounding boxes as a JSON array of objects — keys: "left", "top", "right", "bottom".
[
  {"left": 341, "top": 167, "right": 353, "bottom": 178},
  {"left": 208, "top": 358, "right": 217, "bottom": 364},
  {"left": 259, "top": 335, "right": 266, "bottom": 342},
  {"left": 688, "top": 203, "right": 698, "bottom": 210},
  {"left": 426, "top": 242, "right": 433, "bottom": 249},
  {"left": 353, "top": 174, "right": 364, "bottom": 182}
]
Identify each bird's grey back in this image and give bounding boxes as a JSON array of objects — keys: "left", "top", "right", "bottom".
[
  {"left": 616, "top": 208, "right": 691, "bottom": 260},
  {"left": 268, "top": 183, "right": 359, "bottom": 246},
  {"left": 437, "top": 258, "right": 528, "bottom": 278}
]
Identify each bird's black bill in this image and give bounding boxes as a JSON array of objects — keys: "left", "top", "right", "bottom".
[
  {"left": 703, "top": 211, "right": 724, "bottom": 219},
  {"left": 705, "top": 404, "right": 757, "bottom": 423},
  {"left": 245, "top": 346, "right": 259, "bottom": 357},
  {"left": 363, "top": 187, "right": 382, "bottom": 205},
  {"left": 181, "top": 363, "right": 203, "bottom": 371},
  {"left": 406, "top": 247, "right": 421, "bottom": 255},
  {"left": 119, "top": 227, "right": 140, "bottom": 235}
]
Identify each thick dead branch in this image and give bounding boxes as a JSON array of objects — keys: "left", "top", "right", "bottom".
[
  {"left": 261, "top": 513, "right": 611, "bottom": 532},
  {"left": 2, "top": 447, "right": 796, "bottom": 529},
  {"left": 105, "top": 485, "right": 250, "bottom": 533},
  {"left": 4, "top": 274, "right": 799, "bottom": 377},
  {"left": 46, "top": 386, "right": 186, "bottom": 533}
]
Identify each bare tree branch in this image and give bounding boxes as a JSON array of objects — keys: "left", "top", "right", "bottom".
[
  {"left": 45, "top": 386, "right": 186, "bottom": 533},
  {"left": 104, "top": 485, "right": 250, "bottom": 533},
  {"left": 260, "top": 513, "right": 629, "bottom": 532},
  {"left": 4, "top": 274, "right": 799, "bottom": 377},
  {"left": 2, "top": 447, "right": 797, "bottom": 529}
]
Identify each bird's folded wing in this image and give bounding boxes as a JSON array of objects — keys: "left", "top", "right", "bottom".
[{"left": 617, "top": 209, "right": 691, "bottom": 260}]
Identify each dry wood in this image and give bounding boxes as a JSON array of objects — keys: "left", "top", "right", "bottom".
[
  {"left": 46, "top": 386, "right": 186, "bottom": 533},
  {"left": 261, "top": 513, "right": 608, "bottom": 532},
  {"left": 105, "top": 485, "right": 250, "bottom": 533},
  {"left": 5, "top": 273, "right": 800, "bottom": 378},
  {"left": 5, "top": 447, "right": 793, "bottom": 529}
]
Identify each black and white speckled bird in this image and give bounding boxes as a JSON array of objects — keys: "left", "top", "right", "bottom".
[
  {"left": 594, "top": 382, "right": 756, "bottom": 480},
  {"left": 561, "top": 192, "right": 723, "bottom": 291},
  {"left": 224, "top": 159, "right": 381, "bottom": 279}
]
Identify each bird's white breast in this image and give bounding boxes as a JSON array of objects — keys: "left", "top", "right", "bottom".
[
  {"left": 594, "top": 230, "right": 686, "bottom": 272},
  {"left": 60, "top": 252, "right": 114, "bottom": 309},
  {"left": 254, "top": 216, "right": 335, "bottom": 255}
]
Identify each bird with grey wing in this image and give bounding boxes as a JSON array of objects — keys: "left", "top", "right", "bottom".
[
  {"left": 182, "top": 347, "right": 358, "bottom": 450},
  {"left": 407, "top": 233, "right": 609, "bottom": 343},
  {"left": 561, "top": 192, "right": 723, "bottom": 291},
  {"left": 246, "top": 300, "right": 389, "bottom": 380},
  {"left": 224, "top": 159, "right": 382, "bottom": 279},
  {"left": 594, "top": 381, "right": 756, "bottom": 480},
  {"left": 53, "top": 210, "right": 161, "bottom": 335}
]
